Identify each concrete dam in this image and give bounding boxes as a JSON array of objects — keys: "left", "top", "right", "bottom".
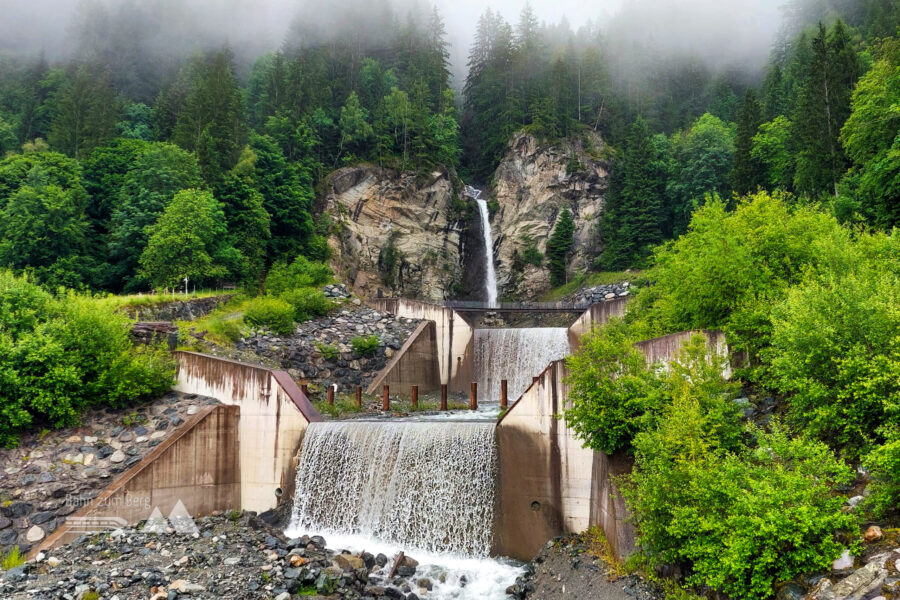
[{"left": 33, "top": 293, "right": 728, "bottom": 598}]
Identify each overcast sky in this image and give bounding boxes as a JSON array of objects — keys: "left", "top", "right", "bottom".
[{"left": 0, "top": 0, "right": 785, "bottom": 74}]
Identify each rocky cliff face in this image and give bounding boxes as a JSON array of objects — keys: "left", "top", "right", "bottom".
[
  {"left": 488, "top": 131, "right": 609, "bottom": 299},
  {"left": 323, "top": 166, "right": 467, "bottom": 303}
]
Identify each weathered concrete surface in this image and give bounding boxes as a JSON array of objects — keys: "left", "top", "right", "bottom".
[
  {"left": 34, "top": 405, "right": 240, "bottom": 555},
  {"left": 366, "top": 321, "right": 440, "bottom": 396},
  {"left": 495, "top": 329, "right": 728, "bottom": 561},
  {"left": 635, "top": 329, "right": 730, "bottom": 376},
  {"left": 568, "top": 297, "right": 629, "bottom": 349},
  {"left": 373, "top": 298, "right": 474, "bottom": 393},
  {"left": 174, "top": 352, "right": 322, "bottom": 512}
]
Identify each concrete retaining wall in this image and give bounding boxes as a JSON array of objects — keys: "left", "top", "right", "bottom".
[
  {"left": 567, "top": 297, "right": 629, "bottom": 349},
  {"left": 373, "top": 298, "right": 474, "bottom": 393},
  {"left": 36, "top": 405, "right": 240, "bottom": 555},
  {"left": 174, "top": 352, "right": 322, "bottom": 512},
  {"left": 366, "top": 321, "right": 440, "bottom": 396},
  {"left": 495, "top": 329, "right": 727, "bottom": 561}
]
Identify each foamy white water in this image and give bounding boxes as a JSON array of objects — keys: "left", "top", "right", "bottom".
[
  {"left": 474, "top": 327, "right": 571, "bottom": 402},
  {"left": 289, "top": 421, "right": 497, "bottom": 556}
]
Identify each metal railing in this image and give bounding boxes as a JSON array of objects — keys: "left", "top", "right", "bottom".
[{"left": 440, "top": 300, "right": 591, "bottom": 311}]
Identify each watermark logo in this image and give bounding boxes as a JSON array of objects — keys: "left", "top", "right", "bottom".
[{"left": 64, "top": 495, "right": 198, "bottom": 536}]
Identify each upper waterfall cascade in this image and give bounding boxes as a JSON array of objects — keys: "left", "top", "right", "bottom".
[
  {"left": 289, "top": 421, "right": 498, "bottom": 556},
  {"left": 474, "top": 327, "right": 572, "bottom": 403},
  {"left": 466, "top": 185, "right": 498, "bottom": 308}
]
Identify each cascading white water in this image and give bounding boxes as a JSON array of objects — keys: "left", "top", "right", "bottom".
[
  {"left": 475, "top": 328, "right": 572, "bottom": 403},
  {"left": 467, "top": 186, "right": 499, "bottom": 308},
  {"left": 289, "top": 421, "right": 498, "bottom": 556}
]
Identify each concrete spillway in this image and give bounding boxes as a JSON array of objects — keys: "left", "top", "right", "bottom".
[
  {"left": 474, "top": 328, "right": 571, "bottom": 402},
  {"left": 289, "top": 421, "right": 498, "bottom": 556}
]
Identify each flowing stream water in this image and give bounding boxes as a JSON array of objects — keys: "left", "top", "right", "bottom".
[
  {"left": 287, "top": 421, "right": 522, "bottom": 598},
  {"left": 474, "top": 327, "right": 572, "bottom": 402},
  {"left": 466, "top": 185, "right": 498, "bottom": 307}
]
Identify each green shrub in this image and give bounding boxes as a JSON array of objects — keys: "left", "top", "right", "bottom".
[
  {"left": 521, "top": 239, "right": 543, "bottom": 267},
  {"left": 243, "top": 297, "right": 295, "bottom": 335},
  {"left": 631, "top": 192, "right": 852, "bottom": 378},
  {"left": 264, "top": 256, "right": 332, "bottom": 297},
  {"left": 1, "top": 546, "right": 24, "bottom": 570},
  {"left": 865, "top": 430, "right": 900, "bottom": 517},
  {"left": 624, "top": 418, "right": 855, "bottom": 600},
  {"left": 279, "top": 287, "right": 333, "bottom": 322},
  {"left": 766, "top": 233, "right": 900, "bottom": 457},
  {"left": 351, "top": 334, "right": 380, "bottom": 357},
  {"left": 315, "top": 342, "right": 339, "bottom": 360},
  {"left": 0, "top": 273, "right": 176, "bottom": 448}
]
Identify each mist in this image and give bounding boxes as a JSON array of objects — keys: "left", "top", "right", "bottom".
[{"left": 1, "top": 0, "right": 787, "bottom": 78}]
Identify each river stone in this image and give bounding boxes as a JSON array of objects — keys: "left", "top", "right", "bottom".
[
  {"left": 0, "top": 529, "right": 18, "bottom": 545},
  {"left": 109, "top": 450, "right": 126, "bottom": 464},
  {"left": 0, "top": 516, "right": 10, "bottom": 529},
  {"left": 833, "top": 549, "right": 855, "bottom": 571},
  {"left": 223, "top": 557, "right": 241, "bottom": 566},
  {"left": 31, "top": 510, "right": 55, "bottom": 525},
  {"left": 26, "top": 524, "right": 45, "bottom": 542},
  {"left": 334, "top": 554, "right": 364, "bottom": 571}
]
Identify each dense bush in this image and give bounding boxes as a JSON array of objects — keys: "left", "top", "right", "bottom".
[
  {"left": 631, "top": 192, "right": 851, "bottom": 379},
  {"left": 865, "top": 429, "right": 900, "bottom": 517},
  {"left": 242, "top": 297, "right": 295, "bottom": 335},
  {"left": 766, "top": 235, "right": 900, "bottom": 457},
  {"left": 279, "top": 287, "right": 333, "bottom": 322},
  {"left": 0, "top": 272, "right": 175, "bottom": 447},
  {"left": 565, "top": 327, "right": 738, "bottom": 455},
  {"left": 351, "top": 334, "right": 380, "bottom": 357},
  {"left": 264, "top": 256, "right": 332, "bottom": 297},
  {"left": 625, "top": 420, "right": 855, "bottom": 600}
]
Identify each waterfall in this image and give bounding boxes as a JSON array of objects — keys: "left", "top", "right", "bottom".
[
  {"left": 289, "top": 421, "right": 498, "bottom": 557},
  {"left": 475, "top": 328, "right": 571, "bottom": 403},
  {"left": 466, "top": 186, "right": 498, "bottom": 307}
]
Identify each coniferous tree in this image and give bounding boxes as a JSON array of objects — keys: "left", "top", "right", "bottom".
[
  {"left": 49, "top": 64, "right": 120, "bottom": 159},
  {"left": 547, "top": 208, "right": 576, "bottom": 287},
  {"left": 599, "top": 117, "right": 666, "bottom": 270},
  {"left": 731, "top": 89, "right": 765, "bottom": 196},
  {"left": 172, "top": 49, "right": 247, "bottom": 187}
]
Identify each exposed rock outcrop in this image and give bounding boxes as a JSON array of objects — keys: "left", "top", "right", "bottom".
[
  {"left": 489, "top": 131, "right": 610, "bottom": 300},
  {"left": 324, "top": 166, "right": 466, "bottom": 303}
]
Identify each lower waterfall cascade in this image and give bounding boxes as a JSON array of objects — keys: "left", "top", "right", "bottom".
[
  {"left": 474, "top": 327, "right": 572, "bottom": 403},
  {"left": 289, "top": 421, "right": 498, "bottom": 556}
]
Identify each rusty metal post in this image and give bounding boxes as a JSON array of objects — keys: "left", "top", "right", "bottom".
[
  {"left": 470, "top": 382, "right": 478, "bottom": 411},
  {"left": 500, "top": 379, "right": 508, "bottom": 409},
  {"left": 356, "top": 386, "right": 362, "bottom": 408},
  {"left": 440, "top": 384, "right": 448, "bottom": 411},
  {"left": 301, "top": 383, "right": 309, "bottom": 397},
  {"left": 382, "top": 385, "right": 390, "bottom": 411},
  {"left": 411, "top": 385, "right": 419, "bottom": 409},
  {"left": 327, "top": 385, "right": 334, "bottom": 406}
]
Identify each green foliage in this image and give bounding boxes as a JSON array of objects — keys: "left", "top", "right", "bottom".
[
  {"left": 48, "top": 64, "right": 119, "bottom": 159},
  {"left": 624, "top": 422, "right": 855, "bottom": 600},
  {"left": 315, "top": 342, "right": 339, "bottom": 360},
  {"left": 599, "top": 118, "right": 668, "bottom": 269},
  {"left": 865, "top": 429, "right": 900, "bottom": 517},
  {"left": 351, "top": 334, "right": 380, "bottom": 357},
  {"left": 546, "top": 209, "right": 575, "bottom": 287},
  {"left": 632, "top": 191, "right": 850, "bottom": 377},
  {"left": 279, "top": 288, "right": 333, "bottom": 323},
  {"left": 840, "top": 38, "right": 900, "bottom": 227},
  {"left": 766, "top": 232, "right": 900, "bottom": 457},
  {"left": 751, "top": 116, "right": 794, "bottom": 190},
  {"left": 0, "top": 272, "right": 175, "bottom": 448},
  {"left": 730, "top": 89, "right": 765, "bottom": 196},
  {"left": 242, "top": 297, "right": 294, "bottom": 335},
  {"left": 264, "top": 256, "right": 332, "bottom": 297},
  {"left": 138, "top": 189, "right": 238, "bottom": 290},
  {"left": 564, "top": 319, "right": 664, "bottom": 454},
  {"left": 1, "top": 546, "right": 25, "bottom": 570}
]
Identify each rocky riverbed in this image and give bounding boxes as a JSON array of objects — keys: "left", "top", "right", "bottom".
[
  {"left": 236, "top": 306, "right": 423, "bottom": 392},
  {"left": 0, "top": 511, "right": 490, "bottom": 600},
  {"left": 0, "top": 392, "right": 219, "bottom": 556}
]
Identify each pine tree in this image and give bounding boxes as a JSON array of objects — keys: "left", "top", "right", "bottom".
[
  {"left": 547, "top": 208, "right": 575, "bottom": 287},
  {"left": 731, "top": 89, "right": 765, "bottom": 196},
  {"left": 598, "top": 117, "right": 665, "bottom": 270},
  {"left": 49, "top": 63, "right": 120, "bottom": 159}
]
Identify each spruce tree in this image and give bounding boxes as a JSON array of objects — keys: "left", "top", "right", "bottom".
[
  {"left": 598, "top": 117, "right": 665, "bottom": 270},
  {"left": 547, "top": 208, "right": 576, "bottom": 287},
  {"left": 731, "top": 89, "right": 765, "bottom": 197}
]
